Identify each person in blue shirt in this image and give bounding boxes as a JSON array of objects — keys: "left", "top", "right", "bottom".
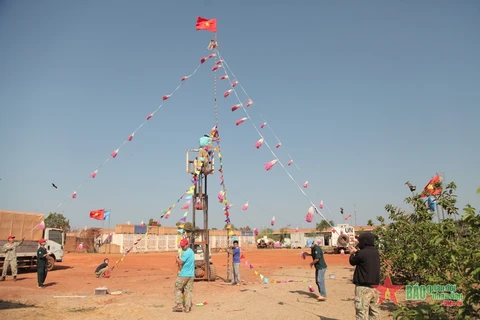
[
  {"left": 198, "top": 134, "right": 219, "bottom": 172},
  {"left": 173, "top": 238, "right": 195, "bottom": 313},
  {"left": 227, "top": 240, "right": 241, "bottom": 285}
]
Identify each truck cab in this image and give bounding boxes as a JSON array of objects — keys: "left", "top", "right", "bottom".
[{"left": 44, "top": 228, "right": 65, "bottom": 263}]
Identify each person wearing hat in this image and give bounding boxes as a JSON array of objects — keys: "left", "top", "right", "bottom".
[
  {"left": 173, "top": 238, "right": 195, "bottom": 313},
  {"left": 36, "top": 239, "right": 49, "bottom": 288},
  {"left": 303, "top": 238, "right": 328, "bottom": 301},
  {"left": 198, "top": 133, "right": 219, "bottom": 172},
  {"left": 1, "top": 235, "right": 25, "bottom": 281}
]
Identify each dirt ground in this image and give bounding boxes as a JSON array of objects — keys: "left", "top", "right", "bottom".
[{"left": 0, "top": 249, "right": 398, "bottom": 319}]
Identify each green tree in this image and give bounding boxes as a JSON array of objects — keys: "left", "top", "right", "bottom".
[
  {"left": 45, "top": 212, "right": 71, "bottom": 231},
  {"left": 367, "top": 219, "right": 374, "bottom": 226},
  {"left": 316, "top": 220, "right": 335, "bottom": 231},
  {"left": 148, "top": 218, "right": 161, "bottom": 226},
  {"left": 374, "top": 182, "right": 480, "bottom": 319},
  {"left": 257, "top": 228, "right": 274, "bottom": 239}
]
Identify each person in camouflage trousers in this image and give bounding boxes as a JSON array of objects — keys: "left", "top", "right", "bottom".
[
  {"left": 173, "top": 238, "right": 195, "bottom": 313},
  {"left": 1, "top": 235, "right": 25, "bottom": 281},
  {"left": 354, "top": 285, "right": 380, "bottom": 319},
  {"left": 349, "top": 233, "right": 381, "bottom": 319}
]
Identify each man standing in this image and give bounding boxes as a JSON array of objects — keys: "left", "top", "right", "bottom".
[
  {"left": 227, "top": 240, "right": 241, "bottom": 285},
  {"left": 349, "top": 232, "right": 381, "bottom": 319},
  {"left": 1, "top": 235, "right": 25, "bottom": 282},
  {"left": 173, "top": 238, "right": 195, "bottom": 313},
  {"left": 304, "top": 239, "right": 327, "bottom": 301},
  {"left": 37, "top": 239, "right": 49, "bottom": 288}
]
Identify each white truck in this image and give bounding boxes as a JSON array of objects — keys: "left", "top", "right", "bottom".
[
  {"left": 0, "top": 210, "right": 66, "bottom": 272},
  {"left": 331, "top": 224, "right": 356, "bottom": 254},
  {"left": 290, "top": 232, "right": 306, "bottom": 249}
]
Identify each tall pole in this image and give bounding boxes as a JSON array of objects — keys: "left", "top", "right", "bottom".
[{"left": 354, "top": 204, "right": 357, "bottom": 226}]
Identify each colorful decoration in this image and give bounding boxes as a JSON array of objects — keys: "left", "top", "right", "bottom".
[
  {"left": 56, "top": 55, "right": 207, "bottom": 209},
  {"left": 305, "top": 206, "right": 314, "bottom": 223},
  {"left": 264, "top": 159, "right": 278, "bottom": 171}
]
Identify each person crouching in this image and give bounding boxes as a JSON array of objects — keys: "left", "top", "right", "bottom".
[{"left": 95, "top": 258, "right": 109, "bottom": 278}]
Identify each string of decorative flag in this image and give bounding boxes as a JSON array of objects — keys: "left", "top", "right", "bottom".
[
  {"left": 110, "top": 224, "right": 154, "bottom": 273},
  {"left": 239, "top": 251, "right": 312, "bottom": 285},
  {"left": 109, "top": 179, "right": 198, "bottom": 273},
  {"left": 55, "top": 54, "right": 216, "bottom": 209},
  {"left": 212, "top": 126, "right": 234, "bottom": 229},
  {"left": 215, "top": 49, "right": 337, "bottom": 232}
]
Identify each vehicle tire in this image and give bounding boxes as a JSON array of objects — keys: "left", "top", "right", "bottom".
[
  {"left": 195, "top": 265, "right": 205, "bottom": 278},
  {"left": 47, "top": 256, "right": 55, "bottom": 271},
  {"left": 208, "top": 264, "right": 217, "bottom": 281}
]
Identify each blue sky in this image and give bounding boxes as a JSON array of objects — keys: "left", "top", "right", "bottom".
[{"left": 1, "top": 0, "right": 479, "bottom": 231}]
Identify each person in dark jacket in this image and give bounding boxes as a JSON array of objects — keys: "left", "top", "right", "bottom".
[
  {"left": 37, "top": 239, "right": 49, "bottom": 288},
  {"left": 349, "top": 232, "right": 380, "bottom": 319},
  {"left": 95, "top": 258, "right": 109, "bottom": 278}
]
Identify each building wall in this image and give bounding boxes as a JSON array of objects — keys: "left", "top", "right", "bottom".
[{"left": 99, "top": 233, "right": 255, "bottom": 253}]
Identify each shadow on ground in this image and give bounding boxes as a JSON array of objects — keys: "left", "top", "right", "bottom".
[
  {"left": 380, "top": 301, "right": 399, "bottom": 313},
  {"left": 289, "top": 290, "right": 318, "bottom": 299},
  {"left": 0, "top": 300, "right": 36, "bottom": 310}
]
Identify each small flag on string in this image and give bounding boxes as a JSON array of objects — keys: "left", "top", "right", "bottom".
[
  {"left": 287, "top": 160, "right": 293, "bottom": 166},
  {"left": 111, "top": 149, "right": 119, "bottom": 158},
  {"left": 271, "top": 216, "right": 275, "bottom": 226},
  {"left": 146, "top": 113, "right": 153, "bottom": 120},
  {"left": 36, "top": 221, "right": 46, "bottom": 230},
  {"left": 242, "top": 201, "right": 249, "bottom": 210},
  {"left": 128, "top": 133, "right": 134, "bottom": 141},
  {"left": 72, "top": 191, "right": 77, "bottom": 199},
  {"left": 246, "top": 99, "right": 253, "bottom": 107},
  {"left": 319, "top": 200, "right": 324, "bottom": 209},
  {"left": 91, "top": 170, "right": 98, "bottom": 178},
  {"left": 303, "top": 181, "right": 308, "bottom": 188},
  {"left": 260, "top": 122, "right": 267, "bottom": 129},
  {"left": 255, "top": 138, "right": 264, "bottom": 149},
  {"left": 275, "top": 143, "right": 281, "bottom": 148},
  {"left": 232, "top": 80, "right": 239, "bottom": 87},
  {"left": 264, "top": 159, "right": 278, "bottom": 171},
  {"left": 306, "top": 206, "right": 314, "bottom": 223},
  {"left": 231, "top": 104, "right": 241, "bottom": 112},
  {"left": 236, "top": 117, "right": 247, "bottom": 126}
]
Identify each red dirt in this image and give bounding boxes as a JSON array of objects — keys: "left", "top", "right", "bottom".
[
  {"left": 4, "top": 249, "right": 350, "bottom": 296},
  {"left": 1, "top": 249, "right": 393, "bottom": 320}
]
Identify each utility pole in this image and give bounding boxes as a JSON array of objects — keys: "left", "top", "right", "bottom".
[{"left": 354, "top": 204, "right": 357, "bottom": 226}]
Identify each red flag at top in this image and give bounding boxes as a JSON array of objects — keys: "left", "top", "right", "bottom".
[
  {"left": 196, "top": 16, "right": 217, "bottom": 33},
  {"left": 421, "top": 174, "right": 442, "bottom": 197},
  {"left": 89, "top": 209, "right": 105, "bottom": 220}
]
